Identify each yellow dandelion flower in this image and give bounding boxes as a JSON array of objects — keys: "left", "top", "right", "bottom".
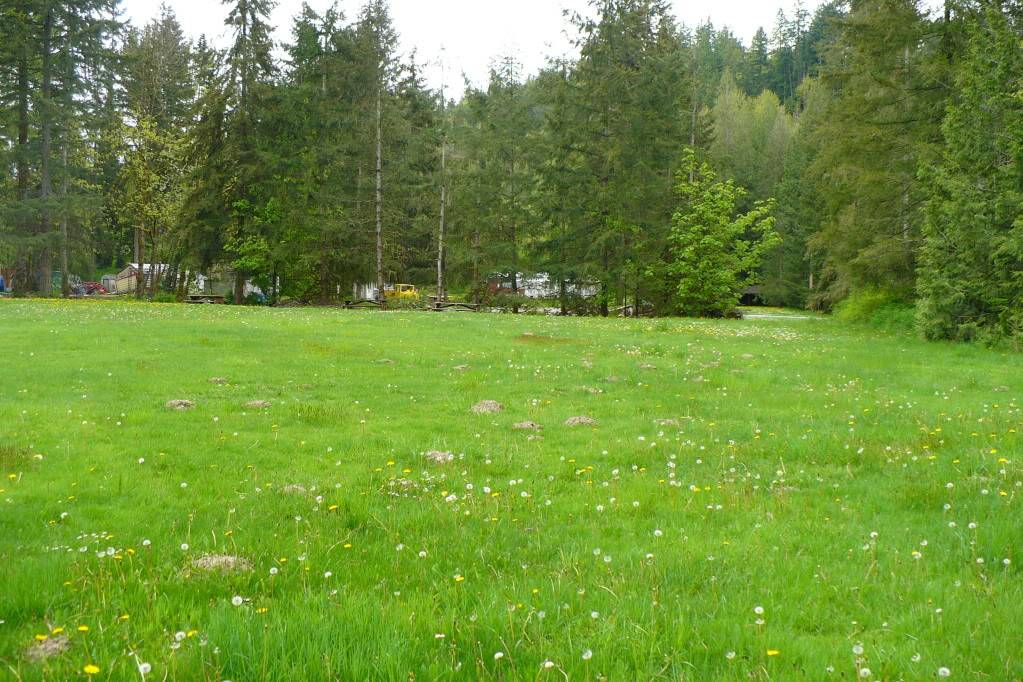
[
  {"left": 77, "top": 625, "right": 89, "bottom": 632},
  {"left": 454, "top": 574, "right": 465, "bottom": 583},
  {"left": 83, "top": 664, "right": 100, "bottom": 674},
  {"left": 767, "top": 650, "right": 780, "bottom": 656},
  {"left": 34, "top": 634, "right": 48, "bottom": 642}
]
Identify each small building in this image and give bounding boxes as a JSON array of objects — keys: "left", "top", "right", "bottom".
[
  {"left": 113, "top": 263, "right": 170, "bottom": 294},
  {"left": 488, "top": 272, "right": 599, "bottom": 299},
  {"left": 193, "top": 269, "right": 264, "bottom": 300}
]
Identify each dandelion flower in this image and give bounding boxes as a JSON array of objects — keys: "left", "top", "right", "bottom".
[
  {"left": 581, "top": 649, "right": 593, "bottom": 661},
  {"left": 858, "top": 668, "right": 871, "bottom": 678},
  {"left": 937, "top": 667, "right": 951, "bottom": 677},
  {"left": 494, "top": 652, "right": 504, "bottom": 661},
  {"left": 754, "top": 606, "right": 764, "bottom": 615},
  {"left": 180, "top": 543, "right": 189, "bottom": 551},
  {"left": 84, "top": 664, "right": 100, "bottom": 675},
  {"left": 542, "top": 659, "right": 554, "bottom": 669},
  {"left": 726, "top": 651, "right": 736, "bottom": 660},
  {"left": 766, "top": 649, "right": 780, "bottom": 656},
  {"left": 231, "top": 595, "right": 243, "bottom": 606},
  {"left": 139, "top": 662, "right": 152, "bottom": 674},
  {"left": 852, "top": 644, "right": 864, "bottom": 655}
]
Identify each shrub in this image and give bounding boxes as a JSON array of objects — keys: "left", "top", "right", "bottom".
[{"left": 834, "top": 289, "right": 914, "bottom": 333}]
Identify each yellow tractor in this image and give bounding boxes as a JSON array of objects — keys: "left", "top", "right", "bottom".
[{"left": 384, "top": 283, "right": 420, "bottom": 301}]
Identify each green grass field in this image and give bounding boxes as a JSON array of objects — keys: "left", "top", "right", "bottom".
[{"left": 1, "top": 300, "right": 1020, "bottom": 680}]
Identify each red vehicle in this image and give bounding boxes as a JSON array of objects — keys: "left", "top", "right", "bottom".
[{"left": 83, "top": 282, "right": 107, "bottom": 295}]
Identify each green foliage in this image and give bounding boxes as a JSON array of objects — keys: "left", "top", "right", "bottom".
[
  {"left": 808, "top": 0, "right": 950, "bottom": 307},
  {"left": 667, "top": 149, "right": 779, "bottom": 317},
  {"left": 916, "top": 4, "right": 1023, "bottom": 344},
  {"left": 833, "top": 288, "right": 914, "bottom": 333}
]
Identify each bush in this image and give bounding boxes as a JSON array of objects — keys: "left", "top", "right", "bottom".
[
  {"left": 834, "top": 289, "right": 914, "bottom": 333},
  {"left": 151, "top": 292, "right": 178, "bottom": 304}
]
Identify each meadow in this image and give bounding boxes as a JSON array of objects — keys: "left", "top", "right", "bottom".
[{"left": 0, "top": 299, "right": 1020, "bottom": 680}]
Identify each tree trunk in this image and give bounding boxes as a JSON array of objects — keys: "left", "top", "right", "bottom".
[
  {"left": 135, "top": 235, "right": 145, "bottom": 298},
  {"left": 436, "top": 139, "right": 446, "bottom": 301},
  {"left": 559, "top": 277, "right": 567, "bottom": 316},
  {"left": 375, "top": 87, "right": 384, "bottom": 304},
  {"left": 149, "top": 236, "right": 162, "bottom": 296},
  {"left": 234, "top": 271, "right": 244, "bottom": 304},
  {"left": 13, "top": 51, "right": 30, "bottom": 294},
  {"left": 38, "top": 7, "right": 54, "bottom": 295},
  {"left": 60, "top": 143, "right": 70, "bottom": 297}
]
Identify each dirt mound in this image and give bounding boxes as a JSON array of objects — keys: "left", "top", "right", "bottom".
[
  {"left": 471, "top": 400, "right": 503, "bottom": 414},
  {"left": 25, "top": 635, "right": 69, "bottom": 662},
  {"left": 190, "top": 554, "right": 252, "bottom": 573},
  {"left": 165, "top": 399, "right": 194, "bottom": 410},
  {"left": 513, "top": 421, "right": 542, "bottom": 431},
  {"left": 425, "top": 450, "right": 455, "bottom": 464},
  {"left": 245, "top": 400, "right": 271, "bottom": 409},
  {"left": 564, "top": 415, "right": 598, "bottom": 427}
]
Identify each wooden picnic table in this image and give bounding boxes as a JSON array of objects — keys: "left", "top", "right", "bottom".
[
  {"left": 186, "top": 294, "right": 226, "bottom": 304},
  {"left": 344, "top": 298, "right": 384, "bottom": 309},
  {"left": 430, "top": 300, "right": 479, "bottom": 312}
]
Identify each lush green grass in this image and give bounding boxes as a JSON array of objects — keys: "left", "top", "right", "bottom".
[{"left": 1, "top": 300, "right": 1020, "bottom": 680}]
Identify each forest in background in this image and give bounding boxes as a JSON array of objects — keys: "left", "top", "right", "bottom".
[{"left": 0, "top": 0, "right": 1021, "bottom": 341}]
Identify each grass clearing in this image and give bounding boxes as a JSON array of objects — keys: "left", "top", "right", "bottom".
[{"left": 0, "top": 300, "right": 1020, "bottom": 680}]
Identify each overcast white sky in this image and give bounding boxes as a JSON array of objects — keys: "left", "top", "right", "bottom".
[{"left": 122, "top": 0, "right": 820, "bottom": 92}]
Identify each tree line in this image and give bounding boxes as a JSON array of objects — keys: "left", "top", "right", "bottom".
[{"left": 1, "top": 0, "right": 1020, "bottom": 340}]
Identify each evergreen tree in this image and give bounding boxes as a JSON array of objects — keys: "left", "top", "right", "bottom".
[
  {"left": 917, "top": 2, "right": 1023, "bottom": 342},
  {"left": 808, "top": 0, "right": 951, "bottom": 308}
]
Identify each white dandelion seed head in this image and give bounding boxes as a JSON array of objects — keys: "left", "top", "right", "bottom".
[
  {"left": 858, "top": 668, "right": 871, "bottom": 678},
  {"left": 231, "top": 595, "right": 243, "bottom": 606},
  {"left": 581, "top": 649, "right": 593, "bottom": 661},
  {"left": 138, "top": 662, "right": 152, "bottom": 674},
  {"left": 937, "top": 667, "right": 951, "bottom": 677},
  {"left": 493, "top": 651, "right": 504, "bottom": 661},
  {"left": 852, "top": 644, "right": 864, "bottom": 655}
]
